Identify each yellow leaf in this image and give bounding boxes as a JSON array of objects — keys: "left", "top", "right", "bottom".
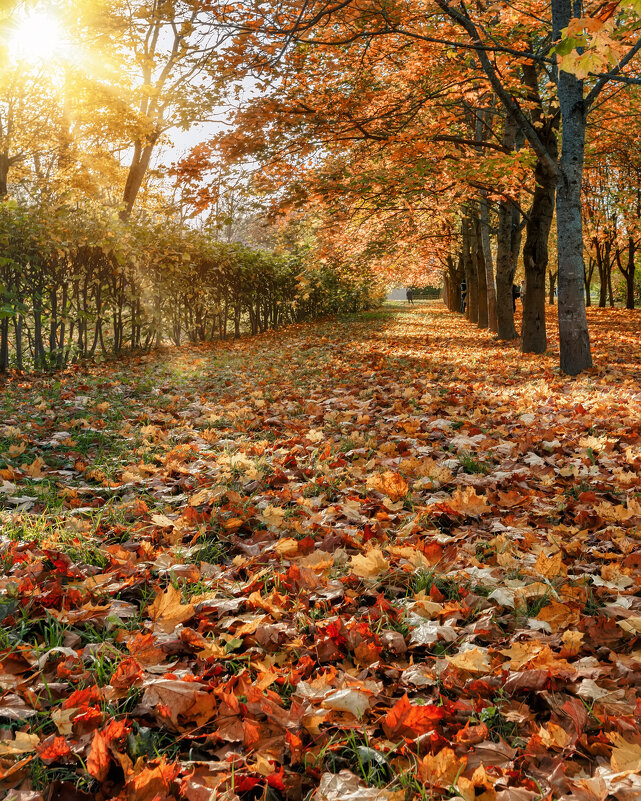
[
  {"left": 274, "top": 538, "right": 299, "bottom": 557},
  {"left": 0, "top": 731, "right": 39, "bottom": 755},
  {"left": 609, "top": 733, "right": 641, "bottom": 772},
  {"left": 536, "top": 600, "right": 578, "bottom": 632},
  {"left": 538, "top": 722, "right": 572, "bottom": 749},
  {"left": 446, "top": 647, "right": 490, "bottom": 674},
  {"left": 350, "top": 548, "right": 390, "bottom": 578},
  {"left": 499, "top": 641, "right": 544, "bottom": 670},
  {"left": 533, "top": 550, "right": 565, "bottom": 578},
  {"left": 261, "top": 505, "right": 286, "bottom": 527},
  {"left": 147, "top": 584, "right": 194, "bottom": 633},
  {"left": 449, "top": 486, "right": 490, "bottom": 516},
  {"left": 151, "top": 513, "right": 174, "bottom": 528},
  {"left": 616, "top": 616, "right": 641, "bottom": 634},
  {"left": 419, "top": 747, "right": 466, "bottom": 787}
]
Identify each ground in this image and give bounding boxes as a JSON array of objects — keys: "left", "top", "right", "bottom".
[{"left": 1, "top": 301, "right": 641, "bottom": 801}]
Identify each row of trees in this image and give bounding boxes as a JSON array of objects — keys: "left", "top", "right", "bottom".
[
  {"left": 165, "top": 0, "right": 641, "bottom": 375},
  {"left": 0, "top": 1, "right": 388, "bottom": 374},
  {"left": 5, "top": 0, "right": 641, "bottom": 377},
  {"left": 0, "top": 201, "right": 382, "bottom": 372}
]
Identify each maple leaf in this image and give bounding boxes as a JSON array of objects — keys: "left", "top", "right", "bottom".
[
  {"left": 21, "top": 456, "right": 46, "bottom": 478},
  {"left": 449, "top": 486, "right": 490, "bottom": 516},
  {"left": 366, "top": 471, "right": 409, "bottom": 501},
  {"left": 533, "top": 550, "right": 565, "bottom": 579},
  {"left": 350, "top": 548, "right": 390, "bottom": 578},
  {"left": 383, "top": 694, "right": 445, "bottom": 738},
  {"left": 0, "top": 731, "right": 39, "bottom": 755},
  {"left": 147, "top": 584, "right": 195, "bottom": 633},
  {"left": 36, "top": 735, "right": 73, "bottom": 763},
  {"left": 123, "top": 758, "right": 181, "bottom": 801},
  {"left": 446, "top": 647, "right": 491, "bottom": 675},
  {"left": 609, "top": 733, "right": 641, "bottom": 772},
  {"left": 419, "top": 747, "right": 467, "bottom": 788},
  {"left": 87, "top": 728, "right": 111, "bottom": 782},
  {"left": 261, "top": 504, "right": 286, "bottom": 527}
]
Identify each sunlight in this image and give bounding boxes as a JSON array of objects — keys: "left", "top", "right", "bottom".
[{"left": 9, "top": 10, "right": 66, "bottom": 63}]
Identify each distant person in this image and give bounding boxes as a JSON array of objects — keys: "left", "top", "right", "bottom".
[
  {"left": 460, "top": 280, "right": 467, "bottom": 313},
  {"left": 512, "top": 283, "right": 520, "bottom": 312},
  {"left": 406, "top": 288, "right": 414, "bottom": 305}
]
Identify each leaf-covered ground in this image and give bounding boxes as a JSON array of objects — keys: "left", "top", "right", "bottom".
[{"left": 2, "top": 302, "right": 641, "bottom": 801}]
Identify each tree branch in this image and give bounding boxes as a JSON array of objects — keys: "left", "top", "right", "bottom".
[{"left": 585, "top": 35, "right": 641, "bottom": 108}]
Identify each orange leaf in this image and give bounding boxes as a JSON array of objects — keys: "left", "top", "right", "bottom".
[
  {"left": 36, "top": 735, "right": 73, "bottom": 763},
  {"left": 383, "top": 694, "right": 445, "bottom": 739},
  {"left": 87, "top": 729, "right": 110, "bottom": 782}
]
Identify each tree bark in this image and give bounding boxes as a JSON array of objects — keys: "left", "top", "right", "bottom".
[
  {"left": 495, "top": 116, "right": 518, "bottom": 339},
  {"left": 14, "top": 314, "right": 22, "bottom": 371},
  {"left": 522, "top": 159, "right": 557, "bottom": 353},
  {"left": 0, "top": 317, "right": 8, "bottom": 373},
  {"left": 462, "top": 218, "right": 478, "bottom": 323},
  {"left": 479, "top": 194, "right": 497, "bottom": 331},
  {"left": 615, "top": 237, "right": 637, "bottom": 309},
  {"left": 521, "top": 62, "right": 558, "bottom": 354},
  {"left": 552, "top": 0, "right": 592, "bottom": 374},
  {"left": 472, "top": 209, "right": 488, "bottom": 329},
  {"left": 584, "top": 258, "right": 595, "bottom": 306},
  {"left": 121, "top": 138, "right": 158, "bottom": 220},
  {"left": 0, "top": 153, "right": 9, "bottom": 197},
  {"left": 496, "top": 198, "right": 518, "bottom": 339},
  {"left": 549, "top": 270, "right": 557, "bottom": 304}
]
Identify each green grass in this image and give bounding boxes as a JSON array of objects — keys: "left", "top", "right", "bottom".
[{"left": 458, "top": 452, "right": 491, "bottom": 474}]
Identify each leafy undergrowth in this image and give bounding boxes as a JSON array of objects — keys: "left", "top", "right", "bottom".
[{"left": 1, "top": 302, "right": 641, "bottom": 801}]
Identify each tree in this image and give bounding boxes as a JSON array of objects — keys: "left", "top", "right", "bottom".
[
  {"left": 229, "top": 0, "right": 641, "bottom": 373},
  {"left": 83, "top": 0, "right": 233, "bottom": 219}
]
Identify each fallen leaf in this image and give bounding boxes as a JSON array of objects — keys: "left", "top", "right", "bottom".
[{"left": 147, "top": 584, "right": 194, "bottom": 632}]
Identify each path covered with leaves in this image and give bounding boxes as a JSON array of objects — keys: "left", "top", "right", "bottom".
[{"left": 2, "top": 302, "right": 641, "bottom": 801}]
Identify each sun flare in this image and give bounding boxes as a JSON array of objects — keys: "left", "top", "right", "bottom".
[{"left": 10, "top": 10, "right": 66, "bottom": 64}]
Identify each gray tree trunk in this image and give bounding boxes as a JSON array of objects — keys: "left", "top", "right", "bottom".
[
  {"left": 552, "top": 0, "right": 593, "bottom": 374},
  {"left": 479, "top": 194, "right": 497, "bottom": 332},
  {"left": 495, "top": 116, "right": 518, "bottom": 339},
  {"left": 462, "top": 219, "right": 478, "bottom": 323},
  {"left": 472, "top": 209, "right": 488, "bottom": 329}
]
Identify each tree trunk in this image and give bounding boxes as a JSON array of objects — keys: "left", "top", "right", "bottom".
[
  {"left": 548, "top": 270, "right": 557, "bottom": 304},
  {"left": 479, "top": 194, "right": 497, "bottom": 331},
  {"left": 121, "top": 138, "right": 157, "bottom": 220},
  {"left": 584, "top": 258, "right": 595, "bottom": 306},
  {"left": 0, "top": 153, "right": 9, "bottom": 197},
  {"left": 597, "top": 248, "right": 608, "bottom": 307},
  {"left": 522, "top": 159, "right": 556, "bottom": 353},
  {"left": 0, "top": 317, "right": 8, "bottom": 373},
  {"left": 462, "top": 219, "right": 478, "bottom": 323},
  {"left": 33, "top": 301, "right": 45, "bottom": 369},
  {"left": 495, "top": 115, "right": 519, "bottom": 340},
  {"left": 473, "top": 211, "right": 488, "bottom": 329},
  {"left": 14, "top": 314, "right": 22, "bottom": 371},
  {"left": 553, "top": 0, "right": 592, "bottom": 375},
  {"left": 626, "top": 271, "right": 635, "bottom": 309},
  {"left": 496, "top": 199, "right": 518, "bottom": 339}
]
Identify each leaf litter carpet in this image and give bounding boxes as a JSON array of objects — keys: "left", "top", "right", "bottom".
[{"left": 1, "top": 303, "right": 641, "bottom": 801}]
